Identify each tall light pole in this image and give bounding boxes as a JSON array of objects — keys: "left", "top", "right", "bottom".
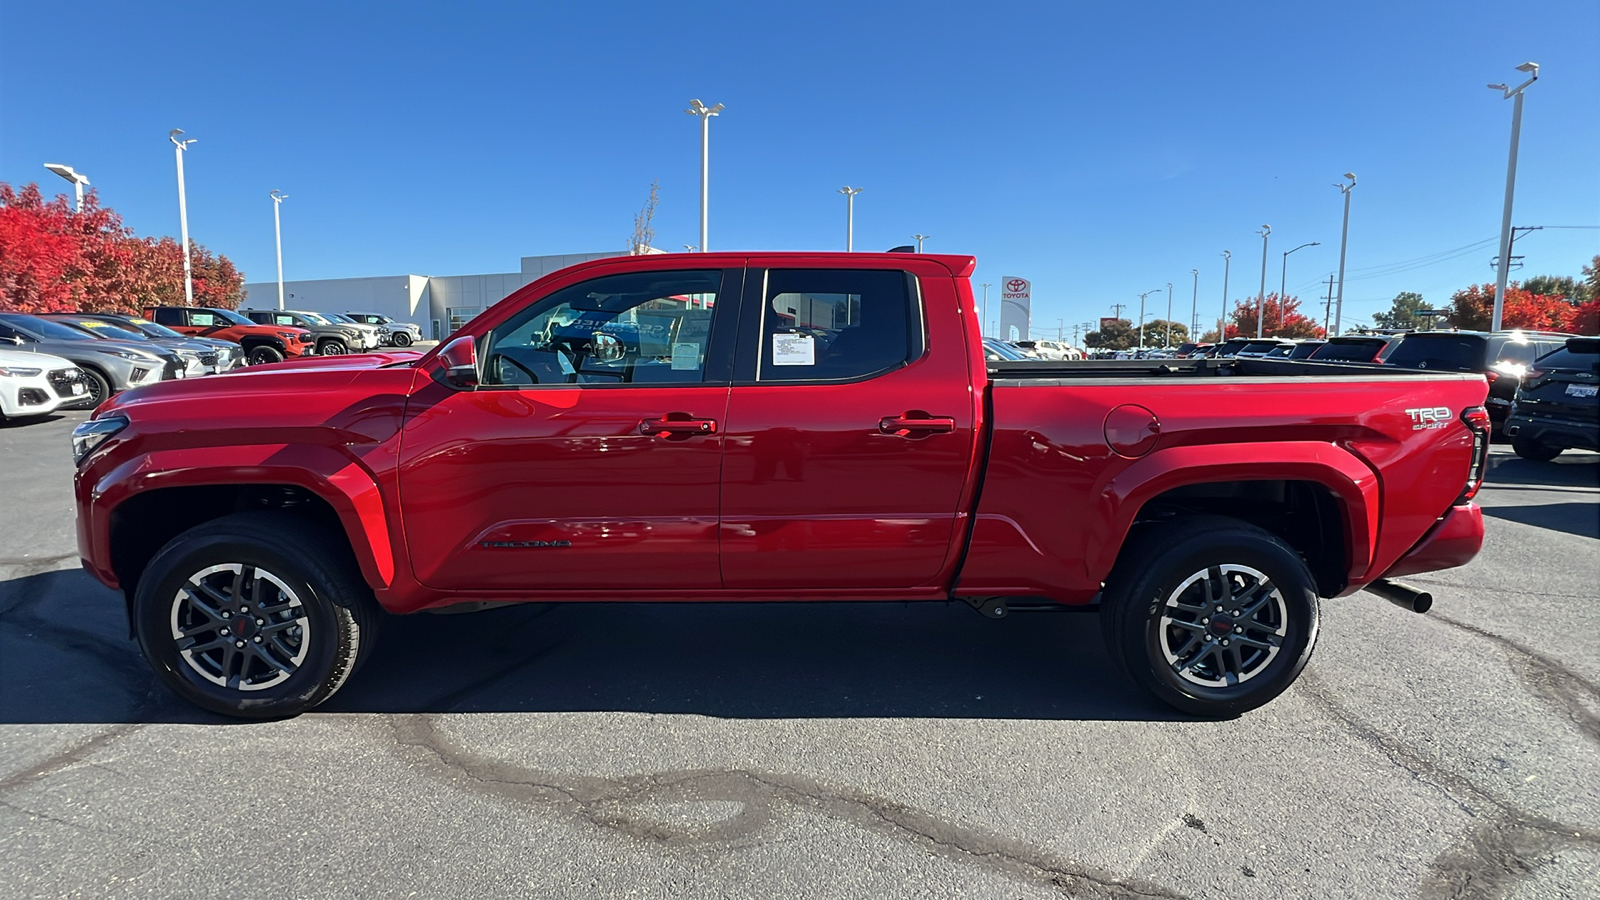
[
  {"left": 1488, "top": 63, "right": 1539, "bottom": 332},
  {"left": 980, "top": 283, "right": 991, "bottom": 338},
  {"left": 170, "top": 129, "right": 198, "bottom": 305},
  {"left": 1189, "top": 269, "right": 1199, "bottom": 341},
  {"left": 684, "top": 99, "right": 723, "bottom": 253},
  {"left": 912, "top": 233, "right": 930, "bottom": 253},
  {"left": 271, "top": 190, "right": 289, "bottom": 310},
  {"left": 839, "top": 186, "right": 863, "bottom": 251},
  {"left": 43, "top": 164, "right": 90, "bottom": 212},
  {"left": 1255, "top": 225, "right": 1272, "bottom": 338},
  {"left": 1220, "top": 250, "right": 1232, "bottom": 339},
  {"left": 1136, "top": 288, "right": 1162, "bottom": 351},
  {"left": 1333, "top": 174, "right": 1356, "bottom": 335},
  {"left": 1164, "top": 282, "right": 1174, "bottom": 348},
  {"left": 1278, "top": 241, "right": 1321, "bottom": 336}
]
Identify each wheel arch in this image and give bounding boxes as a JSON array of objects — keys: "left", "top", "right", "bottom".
[{"left": 1094, "top": 442, "right": 1381, "bottom": 598}]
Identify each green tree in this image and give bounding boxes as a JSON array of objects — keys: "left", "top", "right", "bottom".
[
  {"left": 1085, "top": 319, "right": 1135, "bottom": 350},
  {"left": 1140, "top": 319, "right": 1189, "bottom": 348},
  {"left": 1523, "top": 274, "right": 1593, "bottom": 305},
  {"left": 1373, "top": 292, "right": 1431, "bottom": 330}
]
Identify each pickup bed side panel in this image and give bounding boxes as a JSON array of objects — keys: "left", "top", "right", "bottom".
[{"left": 957, "top": 375, "right": 1487, "bottom": 602}]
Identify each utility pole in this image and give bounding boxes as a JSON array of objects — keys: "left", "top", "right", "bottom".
[
  {"left": 1323, "top": 274, "right": 1336, "bottom": 335},
  {"left": 1136, "top": 288, "right": 1162, "bottom": 351},
  {"left": 1488, "top": 63, "right": 1539, "bottom": 332},
  {"left": 1255, "top": 225, "right": 1271, "bottom": 338},
  {"left": 1109, "top": 302, "right": 1127, "bottom": 320},
  {"left": 1057, "top": 318, "right": 1064, "bottom": 342}
]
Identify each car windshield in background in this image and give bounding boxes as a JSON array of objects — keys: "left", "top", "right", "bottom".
[
  {"left": 72, "top": 320, "right": 150, "bottom": 340},
  {"left": 2, "top": 315, "right": 98, "bottom": 341},
  {"left": 983, "top": 339, "right": 1029, "bottom": 360},
  {"left": 209, "top": 308, "right": 255, "bottom": 326},
  {"left": 123, "top": 318, "right": 189, "bottom": 339},
  {"left": 1385, "top": 335, "right": 1483, "bottom": 371},
  {"left": 301, "top": 313, "right": 333, "bottom": 324},
  {"left": 1288, "top": 342, "right": 1323, "bottom": 359},
  {"left": 1312, "top": 340, "right": 1386, "bottom": 361}
]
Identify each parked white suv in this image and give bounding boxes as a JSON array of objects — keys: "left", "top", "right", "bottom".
[{"left": 0, "top": 348, "right": 86, "bottom": 421}]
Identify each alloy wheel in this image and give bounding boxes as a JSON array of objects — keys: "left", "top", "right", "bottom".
[
  {"left": 170, "top": 563, "right": 311, "bottom": 691},
  {"left": 1158, "top": 564, "right": 1287, "bottom": 688}
]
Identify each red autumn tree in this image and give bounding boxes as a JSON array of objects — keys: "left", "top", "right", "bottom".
[
  {"left": 1572, "top": 299, "right": 1600, "bottom": 336},
  {"left": 1224, "top": 293, "right": 1325, "bottom": 339},
  {"left": 0, "top": 181, "right": 243, "bottom": 314},
  {"left": 1446, "top": 283, "right": 1574, "bottom": 332}
]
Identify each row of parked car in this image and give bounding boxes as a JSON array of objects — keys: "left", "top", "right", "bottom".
[{"left": 0, "top": 306, "right": 424, "bottom": 422}]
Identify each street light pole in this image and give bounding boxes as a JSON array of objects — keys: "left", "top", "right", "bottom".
[
  {"left": 1136, "top": 288, "right": 1161, "bottom": 351},
  {"left": 1255, "top": 226, "right": 1272, "bottom": 338},
  {"left": 1333, "top": 173, "right": 1356, "bottom": 335},
  {"left": 1220, "top": 250, "right": 1231, "bottom": 339},
  {"left": 980, "top": 283, "right": 991, "bottom": 338},
  {"left": 43, "top": 164, "right": 90, "bottom": 212},
  {"left": 1278, "top": 241, "right": 1321, "bottom": 336},
  {"left": 271, "top": 190, "right": 288, "bottom": 311},
  {"left": 1190, "top": 268, "right": 1199, "bottom": 341},
  {"left": 1164, "top": 282, "right": 1174, "bottom": 348},
  {"left": 169, "top": 129, "right": 198, "bottom": 305},
  {"left": 1488, "top": 63, "right": 1539, "bottom": 332},
  {"left": 839, "top": 186, "right": 863, "bottom": 251},
  {"left": 684, "top": 99, "right": 724, "bottom": 253},
  {"left": 912, "top": 234, "right": 930, "bottom": 253}
]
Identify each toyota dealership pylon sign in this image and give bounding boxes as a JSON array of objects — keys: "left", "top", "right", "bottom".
[{"left": 999, "top": 276, "right": 1031, "bottom": 342}]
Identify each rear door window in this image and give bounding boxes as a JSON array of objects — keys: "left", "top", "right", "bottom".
[
  {"left": 757, "top": 269, "right": 919, "bottom": 382},
  {"left": 1311, "top": 340, "right": 1384, "bottom": 361},
  {"left": 1535, "top": 342, "right": 1600, "bottom": 373}
]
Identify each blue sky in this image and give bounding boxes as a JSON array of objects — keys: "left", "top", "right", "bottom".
[{"left": 4, "top": 1, "right": 1596, "bottom": 338}]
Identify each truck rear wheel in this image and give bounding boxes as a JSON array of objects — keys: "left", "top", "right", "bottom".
[
  {"left": 1101, "top": 517, "right": 1319, "bottom": 718},
  {"left": 391, "top": 331, "right": 412, "bottom": 347},
  {"left": 246, "top": 345, "right": 284, "bottom": 366},
  {"left": 132, "top": 512, "right": 377, "bottom": 719}
]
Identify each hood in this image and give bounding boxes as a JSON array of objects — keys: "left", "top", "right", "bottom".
[
  {"left": 99, "top": 348, "right": 423, "bottom": 412},
  {"left": 0, "top": 347, "right": 77, "bottom": 369}
]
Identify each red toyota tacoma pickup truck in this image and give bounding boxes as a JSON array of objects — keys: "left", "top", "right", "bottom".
[{"left": 74, "top": 253, "right": 1489, "bottom": 719}]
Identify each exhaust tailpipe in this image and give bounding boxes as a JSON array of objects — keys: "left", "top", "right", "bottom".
[{"left": 1368, "top": 579, "right": 1433, "bottom": 614}]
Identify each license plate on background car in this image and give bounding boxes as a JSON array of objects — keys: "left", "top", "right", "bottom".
[
  {"left": 71, "top": 383, "right": 86, "bottom": 395},
  {"left": 1565, "top": 384, "right": 1598, "bottom": 398}
]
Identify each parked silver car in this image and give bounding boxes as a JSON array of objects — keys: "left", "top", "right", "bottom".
[
  {"left": 43, "top": 313, "right": 219, "bottom": 376},
  {"left": 344, "top": 311, "right": 422, "bottom": 347},
  {"left": 0, "top": 313, "right": 179, "bottom": 407},
  {"left": 72, "top": 313, "right": 246, "bottom": 373},
  {"left": 240, "top": 309, "right": 377, "bottom": 355}
]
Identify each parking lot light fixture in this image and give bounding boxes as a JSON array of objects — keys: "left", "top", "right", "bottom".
[
  {"left": 839, "top": 186, "right": 863, "bottom": 251},
  {"left": 684, "top": 99, "right": 723, "bottom": 253},
  {"left": 980, "top": 283, "right": 991, "bottom": 338},
  {"left": 1279, "top": 242, "right": 1320, "bottom": 335},
  {"left": 1190, "top": 269, "right": 1199, "bottom": 341},
  {"left": 43, "top": 163, "right": 90, "bottom": 212},
  {"left": 169, "top": 129, "right": 198, "bottom": 305},
  {"left": 1488, "top": 63, "right": 1538, "bottom": 332},
  {"left": 271, "top": 190, "right": 289, "bottom": 311},
  {"left": 1334, "top": 174, "right": 1356, "bottom": 335},
  {"left": 912, "top": 233, "right": 930, "bottom": 253},
  {"left": 1165, "top": 282, "right": 1174, "bottom": 347},
  {"left": 1256, "top": 225, "right": 1271, "bottom": 338},
  {"left": 1136, "top": 288, "right": 1162, "bottom": 351}
]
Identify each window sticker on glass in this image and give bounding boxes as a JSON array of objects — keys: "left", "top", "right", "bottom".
[
  {"left": 671, "top": 342, "right": 700, "bottom": 370},
  {"left": 773, "top": 333, "right": 815, "bottom": 366}
]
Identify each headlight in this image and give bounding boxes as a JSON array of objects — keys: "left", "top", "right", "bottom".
[
  {"left": 96, "top": 348, "right": 144, "bottom": 361},
  {"left": 0, "top": 365, "right": 44, "bottom": 378},
  {"left": 277, "top": 331, "right": 298, "bottom": 340},
  {"left": 72, "top": 414, "right": 129, "bottom": 465}
]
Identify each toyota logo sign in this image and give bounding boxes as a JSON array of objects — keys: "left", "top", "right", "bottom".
[{"left": 1006, "top": 279, "right": 1027, "bottom": 293}]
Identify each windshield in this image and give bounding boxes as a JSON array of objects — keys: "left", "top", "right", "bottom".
[
  {"left": 300, "top": 312, "right": 333, "bottom": 325},
  {"left": 2, "top": 315, "right": 98, "bottom": 341},
  {"left": 324, "top": 313, "right": 355, "bottom": 324},
  {"left": 69, "top": 319, "right": 151, "bottom": 340},
  {"left": 983, "top": 339, "right": 1029, "bottom": 360},
  {"left": 1384, "top": 335, "right": 1484, "bottom": 372},
  {"left": 210, "top": 308, "right": 255, "bottom": 326},
  {"left": 122, "top": 318, "right": 188, "bottom": 339}
]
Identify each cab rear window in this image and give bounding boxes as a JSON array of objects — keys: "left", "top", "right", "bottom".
[{"left": 1384, "top": 335, "right": 1484, "bottom": 371}]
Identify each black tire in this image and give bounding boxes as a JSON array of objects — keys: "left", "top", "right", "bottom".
[
  {"left": 1511, "top": 438, "right": 1560, "bottom": 462},
  {"left": 1101, "top": 516, "right": 1319, "bottom": 718},
  {"left": 75, "top": 366, "right": 113, "bottom": 408},
  {"left": 246, "top": 344, "right": 284, "bottom": 366},
  {"left": 318, "top": 339, "right": 347, "bottom": 356},
  {"left": 391, "top": 331, "right": 412, "bottom": 347},
  {"left": 132, "top": 512, "right": 378, "bottom": 719}
]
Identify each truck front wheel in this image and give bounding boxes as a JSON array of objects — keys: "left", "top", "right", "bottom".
[
  {"left": 132, "top": 512, "right": 377, "bottom": 719},
  {"left": 1101, "top": 518, "right": 1319, "bottom": 718}
]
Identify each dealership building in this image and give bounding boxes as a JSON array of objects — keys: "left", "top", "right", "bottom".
[{"left": 240, "top": 251, "right": 631, "bottom": 341}]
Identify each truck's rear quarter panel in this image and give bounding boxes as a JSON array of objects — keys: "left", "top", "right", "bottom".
[{"left": 958, "top": 373, "right": 1489, "bottom": 602}]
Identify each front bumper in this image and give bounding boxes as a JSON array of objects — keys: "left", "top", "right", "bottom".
[
  {"left": 1505, "top": 412, "right": 1600, "bottom": 451},
  {"left": 1382, "top": 503, "right": 1485, "bottom": 579}
]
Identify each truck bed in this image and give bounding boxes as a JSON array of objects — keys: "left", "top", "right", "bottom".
[{"left": 987, "top": 357, "right": 1425, "bottom": 381}]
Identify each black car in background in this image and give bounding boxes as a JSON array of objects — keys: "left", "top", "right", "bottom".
[
  {"left": 1504, "top": 338, "right": 1600, "bottom": 461},
  {"left": 1381, "top": 330, "right": 1573, "bottom": 428},
  {"left": 1308, "top": 334, "right": 1398, "bottom": 363}
]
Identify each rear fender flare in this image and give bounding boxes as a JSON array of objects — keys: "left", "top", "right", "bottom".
[{"left": 1093, "top": 441, "right": 1380, "bottom": 586}]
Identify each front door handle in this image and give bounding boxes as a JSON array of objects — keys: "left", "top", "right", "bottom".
[
  {"left": 879, "top": 414, "right": 957, "bottom": 436},
  {"left": 640, "top": 415, "right": 718, "bottom": 436}
]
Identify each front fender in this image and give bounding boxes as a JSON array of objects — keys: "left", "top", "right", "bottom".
[
  {"left": 1093, "top": 441, "right": 1380, "bottom": 586},
  {"left": 80, "top": 443, "right": 395, "bottom": 591}
]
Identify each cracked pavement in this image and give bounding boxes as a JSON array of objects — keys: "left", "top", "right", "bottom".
[{"left": 2, "top": 410, "right": 1596, "bottom": 898}]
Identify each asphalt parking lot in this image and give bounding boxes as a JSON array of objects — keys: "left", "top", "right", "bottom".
[{"left": 2, "top": 409, "right": 1596, "bottom": 899}]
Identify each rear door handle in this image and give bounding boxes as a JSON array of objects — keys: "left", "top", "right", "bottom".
[
  {"left": 640, "top": 415, "right": 718, "bottom": 436},
  {"left": 878, "top": 415, "right": 957, "bottom": 435}
]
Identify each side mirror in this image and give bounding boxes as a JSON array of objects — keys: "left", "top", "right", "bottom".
[
  {"left": 437, "top": 335, "right": 479, "bottom": 389},
  {"left": 591, "top": 332, "right": 624, "bottom": 362}
]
